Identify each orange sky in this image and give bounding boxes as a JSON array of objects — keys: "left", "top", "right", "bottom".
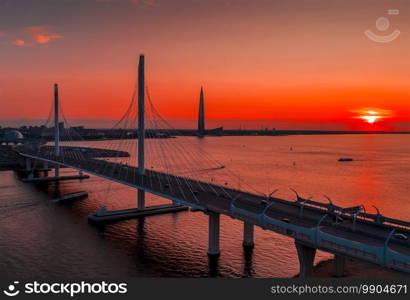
[{"left": 0, "top": 0, "right": 409, "bottom": 130}]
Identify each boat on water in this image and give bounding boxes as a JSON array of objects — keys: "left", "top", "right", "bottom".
[
  {"left": 338, "top": 158, "right": 353, "bottom": 162},
  {"left": 54, "top": 191, "right": 88, "bottom": 203}
]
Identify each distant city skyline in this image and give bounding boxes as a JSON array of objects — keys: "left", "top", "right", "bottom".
[
  {"left": 1, "top": 118, "right": 409, "bottom": 131},
  {"left": 1, "top": 0, "right": 409, "bottom": 130}
]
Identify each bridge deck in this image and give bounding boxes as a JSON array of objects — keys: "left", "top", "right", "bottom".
[{"left": 19, "top": 149, "right": 410, "bottom": 272}]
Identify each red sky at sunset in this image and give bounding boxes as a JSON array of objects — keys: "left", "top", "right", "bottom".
[{"left": 0, "top": 0, "right": 409, "bottom": 130}]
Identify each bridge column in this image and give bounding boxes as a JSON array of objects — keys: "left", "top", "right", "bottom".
[
  {"left": 295, "top": 241, "right": 316, "bottom": 278},
  {"left": 137, "top": 189, "right": 145, "bottom": 210},
  {"left": 334, "top": 254, "right": 346, "bottom": 277},
  {"left": 54, "top": 165, "right": 60, "bottom": 177},
  {"left": 242, "top": 221, "right": 254, "bottom": 249},
  {"left": 207, "top": 212, "right": 220, "bottom": 256},
  {"left": 43, "top": 162, "right": 49, "bottom": 177},
  {"left": 25, "top": 159, "right": 32, "bottom": 171},
  {"left": 25, "top": 159, "right": 34, "bottom": 179}
]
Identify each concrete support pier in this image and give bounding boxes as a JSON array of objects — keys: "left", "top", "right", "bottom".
[
  {"left": 137, "top": 189, "right": 145, "bottom": 210},
  {"left": 43, "top": 162, "right": 49, "bottom": 177},
  {"left": 242, "top": 221, "right": 254, "bottom": 249},
  {"left": 54, "top": 166, "right": 60, "bottom": 177},
  {"left": 25, "top": 159, "right": 34, "bottom": 179},
  {"left": 207, "top": 212, "right": 220, "bottom": 256},
  {"left": 295, "top": 241, "right": 316, "bottom": 278},
  {"left": 334, "top": 254, "right": 346, "bottom": 277},
  {"left": 25, "top": 159, "right": 32, "bottom": 171}
]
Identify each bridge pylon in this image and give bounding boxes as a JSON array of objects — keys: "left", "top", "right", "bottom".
[
  {"left": 137, "top": 54, "right": 145, "bottom": 209},
  {"left": 87, "top": 54, "right": 188, "bottom": 222},
  {"left": 54, "top": 83, "right": 60, "bottom": 177}
]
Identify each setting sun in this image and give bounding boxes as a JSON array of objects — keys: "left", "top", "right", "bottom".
[
  {"left": 360, "top": 115, "right": 381, "bottom": 124},
  {"left": 352, "top": 108, "right": 393, "bottom": 125}
]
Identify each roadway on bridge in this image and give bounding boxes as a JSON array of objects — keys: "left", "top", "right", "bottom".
[{"left": 19, "top": 148, "right": 410, "bottom": 262}]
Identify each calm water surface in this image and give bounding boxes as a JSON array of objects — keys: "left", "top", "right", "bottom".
[{"left": 1, "top": 134, "right": 409, "bottom": 278}]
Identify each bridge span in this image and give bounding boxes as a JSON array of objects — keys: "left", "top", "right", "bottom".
[{"left": 19, "top": 148, "right": 410, "bottom": 277}]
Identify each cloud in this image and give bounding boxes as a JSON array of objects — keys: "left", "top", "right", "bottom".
[
  {"left": 7, "top": 26, "right": 62, "bottom": 47},
  {"left": 96, "top": 0, "right": 157, "bottom": 6},
  {"left": 130, "top": 0, "right": 156, "bottom": 6},
  {"left": 25, "top": 26, "right": 63, "bottom": 44},
  {"left": 12, "top": 39, "right": 26, "bottom": 46}
]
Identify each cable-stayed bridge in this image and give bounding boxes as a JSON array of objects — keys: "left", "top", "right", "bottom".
[{"left": 13, "top": 55, "right": 410, "bottom": 277}]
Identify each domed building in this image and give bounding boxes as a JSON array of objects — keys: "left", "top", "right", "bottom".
[
  {"left": 0, "top": 130, "right": 25, "bottom": 145},
  {"left": 3, "top": 130, "right": 24, "bottom": 140}
]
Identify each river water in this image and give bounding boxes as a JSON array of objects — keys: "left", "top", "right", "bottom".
[{"left": 0, "top": 134, "right": 409, "bottom": 278}]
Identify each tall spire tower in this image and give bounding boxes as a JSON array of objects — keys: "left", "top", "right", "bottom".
[{"left": 198, "top": 87, "right": 205, "bottom": 135}]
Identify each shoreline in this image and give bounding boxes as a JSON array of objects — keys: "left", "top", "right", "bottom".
[{"left": 3, "top": 127, "right": 410, "bottom": 143}]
